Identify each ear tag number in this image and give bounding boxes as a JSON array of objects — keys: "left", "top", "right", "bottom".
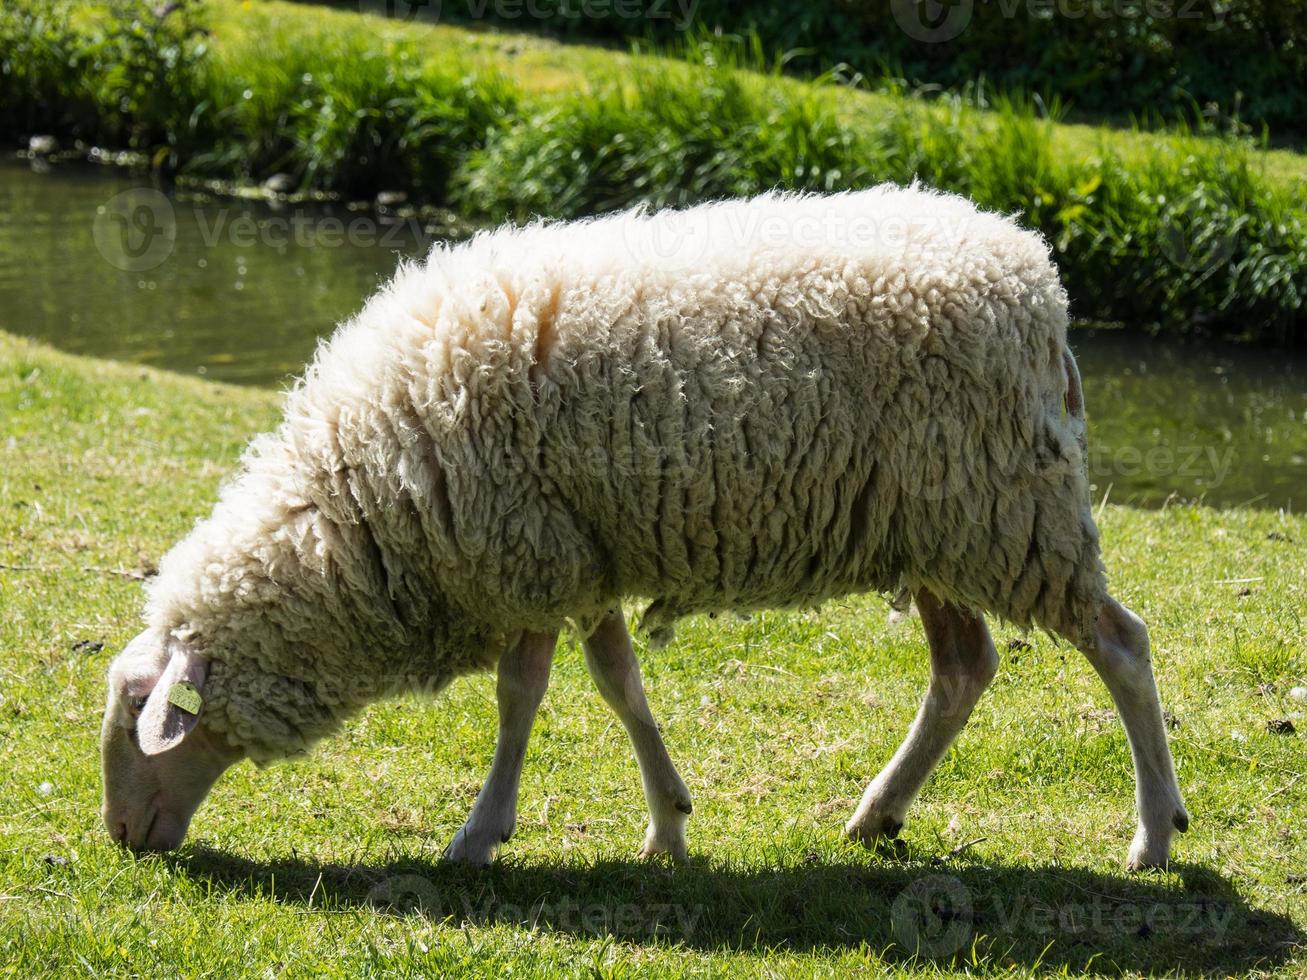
[{"left": 167, "top": 681, "right": 203, "bottom": 716}]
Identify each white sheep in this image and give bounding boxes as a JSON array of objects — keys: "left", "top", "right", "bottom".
[{"left": 101, "top": 185, "right": 1188, "bottom": 870}]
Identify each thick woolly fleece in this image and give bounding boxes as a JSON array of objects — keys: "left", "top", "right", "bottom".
[{"left": 145, "top": 185, "right": 1105, "bottom": 762}]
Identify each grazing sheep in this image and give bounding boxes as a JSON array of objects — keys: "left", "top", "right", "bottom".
[{"left": 101, "top": 185, "right": 1187, "bottom": 870}]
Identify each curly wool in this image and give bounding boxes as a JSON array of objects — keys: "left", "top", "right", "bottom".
[{"left": 146, "top": 185, "right": 1105, "bottom": 762}]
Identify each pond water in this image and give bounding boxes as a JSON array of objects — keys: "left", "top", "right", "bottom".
[{"left": 2, "top": 158, "right": 1304, "bottom": 509}]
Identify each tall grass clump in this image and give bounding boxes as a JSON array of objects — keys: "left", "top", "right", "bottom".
[
  {"left": 457, "top": 41, "right": 875, "bottom": 219},
  {"left": 1, "top": 0, "right": 517, "bottom": 196},
  {"left": 870, "top": 98, "right": 1306, "bottom": 344},
  {"left": 196, "top": 27, "right": 518, "bottom": 198},
  {"left": 1063, "top": 138, "right": 1307, "bottom": 345},
  {"left": 2, "top": 0, "right": 1303, "bottom": 344}
]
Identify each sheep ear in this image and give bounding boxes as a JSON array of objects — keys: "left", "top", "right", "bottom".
[{"left": 137, "top": 643, "right": 208, "bottom": 756}]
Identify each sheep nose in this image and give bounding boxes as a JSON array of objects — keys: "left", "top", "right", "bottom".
[{"left": 104, "top": 810, "right": 129, "bottom": 846}]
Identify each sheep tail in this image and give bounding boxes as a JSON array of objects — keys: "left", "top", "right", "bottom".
[
  {"left": 1062, "top": 344, "right": 1089, "bottom": 465},
  {"left": 1062, "top": 346, "right": 1085, "bottom": 421}
]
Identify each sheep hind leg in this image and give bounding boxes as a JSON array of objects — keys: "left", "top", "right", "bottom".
[
  {"left": 1076, "top": 596, "right": 1187, "bottom": 870},
  {"left": 443, "top": 629, "right": 558, "bottom": 866},
  {"left": 846, "top": 589, "right": 998, "bottom": 846},
  {"left": 583, "top": 608, "right": 693, "bottom": 862}
]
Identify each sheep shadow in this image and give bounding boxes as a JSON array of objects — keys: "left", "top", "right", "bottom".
[{"left": 176, "top": 847, "right": 1302, "bottom": 974}]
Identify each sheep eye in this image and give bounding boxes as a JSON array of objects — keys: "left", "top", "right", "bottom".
[{"left": 130, "top": 695, "right": 149, "bottom": 712}]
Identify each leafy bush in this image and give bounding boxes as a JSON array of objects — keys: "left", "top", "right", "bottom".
[
  {"left": 0, "top": 0, "right": 101, "bottom": 139},
  {"left": 0, "top": 0, "right": 211, "bottom": 162}
]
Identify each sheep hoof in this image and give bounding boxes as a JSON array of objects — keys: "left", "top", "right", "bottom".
[
  {"left": 845, "top": 813, "right": 904, "bottom": 847},
  {"left": 639, "top": 824, "right": 689, "bottom": 864},
  {"left": 638, "top": 841, "right": 689, "bottom": 864},
  {"left": 1126, "top": 854, "right": 1170, "bottom": 873},
  {"left": 442, "top": 825, "right": 503, "bottom": 866},
  {"left": 443, "top": 845, "right": 494, "bottom": 867},
  {"left": 1125, "top": 828, "right": 1172, "bottom": 872},
  {"left": 1172, "top": 809, "right": 1190, "bottom": 833}
]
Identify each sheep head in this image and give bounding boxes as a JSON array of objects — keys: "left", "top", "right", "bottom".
[{"left": 101, "top": 629, "right": 242, "bottom": 852}]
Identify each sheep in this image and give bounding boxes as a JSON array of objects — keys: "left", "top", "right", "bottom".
[{"left": 101, "top": 185, "right": 1188, "bottom": 870}]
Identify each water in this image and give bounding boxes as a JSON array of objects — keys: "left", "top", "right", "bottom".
[
  {"left": 0, "top": 158, "right": 436, "bottom": 385},
  {"left": 2, "top": 158, "right": 1304, "bottom": 509},
  {"left": 1070, "top": 327, "right": 1305, "bottom": 510}
]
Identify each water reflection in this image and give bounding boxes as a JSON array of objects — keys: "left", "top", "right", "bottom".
[
  {"left": 1075, "top": 327, "right": 1305, "bottom": 509},
  {"left": 0, "top": 158, "right": 435, "bottom": 385}
]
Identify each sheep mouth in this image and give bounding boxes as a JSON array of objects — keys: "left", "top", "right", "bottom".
[
  {"left": 120, "top": 798, "right": 181, "bottom": 853},
  {"left": 138, "top": 807, "right": 161, "bottom": 851}
]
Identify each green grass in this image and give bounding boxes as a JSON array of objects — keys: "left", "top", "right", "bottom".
[
  {"left": 2, "top": 334, "right": 1305, "bottom": 977},
  {"left": 2, "top": 0, "right": 1306, "bottom": 344}
]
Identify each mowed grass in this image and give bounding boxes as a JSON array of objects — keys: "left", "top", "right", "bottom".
[{"left": 0, "top": 330, "right": 1304, "bottom": 976}]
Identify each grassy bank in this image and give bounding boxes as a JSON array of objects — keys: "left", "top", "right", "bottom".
[
  {"left": 293, "top": 0, "right": 1307, "bottom": 142},
  {"left": 1, "top": 1, "right": 1305, "bottom": 345},
  {"left": 2, "top": 336, "right": 1306, "bottom": 976}
]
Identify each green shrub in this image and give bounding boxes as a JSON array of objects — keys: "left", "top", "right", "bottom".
[
  {"left": 0, "top": 0, "right": 102, "bottom": 140},
  {"left": 0, "top": 0, "right": 211, "bottom": 163}
]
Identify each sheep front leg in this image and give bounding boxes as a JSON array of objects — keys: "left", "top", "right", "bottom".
[
  {"left": 583, "top": 609, "right": 693, "bottom": 862},
  {"left": 1078, "top": 596, "right": 1187, "bottom": 870},
  {"left": 846, "top": 590, "right": 998, "bottom": 845},
  {"left": 443, "top": 630, "right": 557, "bottom": 865}
]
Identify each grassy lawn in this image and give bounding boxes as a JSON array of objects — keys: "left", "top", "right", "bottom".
[{"left": 0, "top": 329, "right": 1304, "bottom": 976}]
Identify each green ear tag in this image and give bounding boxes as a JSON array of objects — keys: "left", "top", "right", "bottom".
[{"left": 167, "top": 681, "right": 203, "bottom": 716}]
